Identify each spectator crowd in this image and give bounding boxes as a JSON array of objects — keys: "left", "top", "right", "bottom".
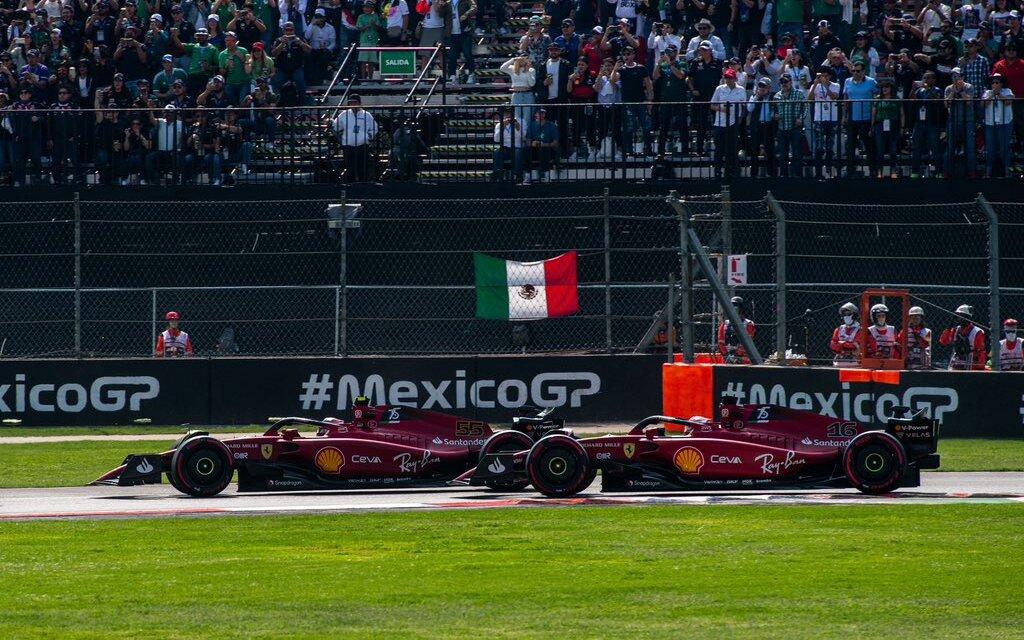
[{"left": 4, "top": 0, "right": 1024, "bottom": 184}]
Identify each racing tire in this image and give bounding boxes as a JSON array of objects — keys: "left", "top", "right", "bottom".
[
  {"left": 166, "top": 433, "right": 203, "bottom": 494},
  {"left": 526, "top": 434, "right": 590, "bottom": 498},
  {"left": 843, "top": 431, "right": 906, "bottom": 495},
  {"left": 480, "top": 430, "right": 533, "bottom": 492},
  {"left": 170, "top": 436, "right": 234, "bottom": 497}
]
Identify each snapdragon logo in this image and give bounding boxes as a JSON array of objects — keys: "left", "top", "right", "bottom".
[
  {"left": 0, "top": 374, "right": 160, "bottom": 414},
  {"left": 297, "top": 370, "right": 601, "bottom": 411},
  {"left": 721, "top": 381, "right": 958, "bottom": 423}
]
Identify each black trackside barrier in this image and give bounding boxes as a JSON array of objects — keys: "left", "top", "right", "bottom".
[
  {"left": 0, "top": 355, "right": 663, "bottom": 426},
  {"left": 710, "top": 364, "right": 1024, "bottom": 437},
  {"left": 0, "top": 97, "right": 1014, "bottom": 186}
]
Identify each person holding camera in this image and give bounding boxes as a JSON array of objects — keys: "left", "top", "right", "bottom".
[
  {"left": 519, "top": 15, "right": 552, "bottom": 66},
  {"left": 652, "top": 44, "right": 689, "bottom": 156},
  {"left": 491, "top": 107, "right": 525, "bottom": 182},
  {"left": 686, "top": 18, "right": 725, "bottom": 61},
  {"left": 172, "top": 26, "right": 221, "bottom": 97},
  {"left": 113, "top": 24, "right": 149, "bottom": 94},
  {"left": 554, "top": 18, "right": 581, "bottom": 66},
  {"left": 603, "top": 18, "right": 642, "bottom": 62},
  {"left": 84, "top": 1, "right": 118, "bottom": 51},
  {"left": 613, "top": 46, "right": 654, "bottom": 157},
  {"left": 184, "top": 106, "right": 224, "bottom": 184},
  {"left": 647, "top": 20, "right": 681, "bottom": 61},
  {"left": 271, "top": 20, "right": 311, "bottom": 95},
  {"left": 808, "top": 65, "right": 840, "bottom": 177},
  {"left": 908, "top": 69, "right": 943, "bottom": 177},
  {"left": 944, "top": 67, "right": 976, "bottom": 178},
  {"left": 121, "top": 116, "right": 152, "bottom": 184},
  {"left": 228, "top": 5, "right": 269, "bottom": 50}
]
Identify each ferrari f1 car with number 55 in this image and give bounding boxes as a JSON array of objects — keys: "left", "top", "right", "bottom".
[
  {"left": 93, "top": 398, "right": 563, "bottom": 496},
  {"left": 457, "top": 398, "right": 940, "bottom": 497}
]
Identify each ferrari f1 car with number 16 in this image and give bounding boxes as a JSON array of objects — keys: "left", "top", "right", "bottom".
[
  {"left": 93, "top": 398, "right": 563, "bottom": 497},
  {"left": 456, "top": 398, "right": 940, "bottom": 497}
]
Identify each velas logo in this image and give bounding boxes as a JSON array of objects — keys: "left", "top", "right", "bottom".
[
  {"left": 314, "top": 447, "right": 345, "bottom": 474},
  {"left": 673, "top": 447, "right": 704, "bottom": 474},
  {"left": 297, "top": 370, "right": 601, "bottom": 412},
  {"left": 0, "top": 374, "right": 160, "bottom": 414}
]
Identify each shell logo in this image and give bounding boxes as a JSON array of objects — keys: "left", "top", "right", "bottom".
[
  {"left": 314, "top": 447, "right": 345, "bottom": 474},
  {"left": 673, "top": 446, "right": 705, "bottom": 475}
]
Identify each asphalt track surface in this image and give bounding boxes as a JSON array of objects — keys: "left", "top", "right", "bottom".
[{"left": 1, "top": 473, "right": 1023, "bottom": 521}]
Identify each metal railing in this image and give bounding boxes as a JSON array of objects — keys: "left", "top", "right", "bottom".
[{"left": 1, "top": 98, "right": 1020, "bottom": 186}]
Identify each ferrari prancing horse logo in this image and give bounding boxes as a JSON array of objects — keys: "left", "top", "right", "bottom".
[
  {"left": 261, "top": 444, "right": 273, "bottom": 460},
  {"left": 623, "top": 443, "right": 635, "bottom": 459}
]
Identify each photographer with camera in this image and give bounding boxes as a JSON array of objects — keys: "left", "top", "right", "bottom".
[
  {"left": 172, "top": 26, "right": 221, "bottom": 97},
  {"left": 113, "top": 24, "right": 149, "bottom": 94},
  {"left": 228, "top": 5, "right": 269, "bottom": 50}
]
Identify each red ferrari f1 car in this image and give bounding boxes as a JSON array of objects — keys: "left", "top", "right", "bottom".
[
  {"left": 93, "top": 398, "right": 563, "bottom": 497},
  {"left": 457, "top": 398, "right": 940, "bottom": 497}
]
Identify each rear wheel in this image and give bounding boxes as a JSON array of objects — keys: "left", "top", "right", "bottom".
[
  {"left": 843, "top": 431, "right": 906, "bottom": 495},
  {"left": 481, "top": 431, "right": 533, "bottom": 492},
  {"left": 170, "top": 436, "right": 234, "bottom": 497},
  {"left": 526, "top": 434, "right": 590, "bottom": 498}
]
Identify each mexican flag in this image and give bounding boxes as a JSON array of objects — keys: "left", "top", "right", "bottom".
[{"left": 474, "top": 252, "right": 579, "bottom": 320}]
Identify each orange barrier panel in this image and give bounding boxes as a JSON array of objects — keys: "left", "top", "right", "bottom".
[
  {"left": 662, "top": 364, "right": 714, "bottom": 429},
  {"left": 838, "top": 369, "right": 872, "bottom": 383},
  {"left": 838, "top": 368, "right": 902, "bottom": 385}
]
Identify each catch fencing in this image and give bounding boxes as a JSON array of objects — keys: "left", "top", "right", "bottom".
[{"left": 0, "top": 191, "right": 1013, "bottom": 366}]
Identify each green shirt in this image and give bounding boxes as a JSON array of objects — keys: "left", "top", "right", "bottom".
[
  {"left": 251, "top": 0, "right": 272, "bottom": 31},
  {"left": 219, "top": 46, "right": 250, "bottom": 85},
  {"left": 357, "top": 13, "right": 382, "bottom": 46},
  {"left": 657, "top": 60, "right": 689, "bottom": 102},
  {"left": 772, "top": 88, "right": 808, "bottom": 130},
  {"left": 874, "top": 98, "right": 900, "bottom": 123},
  {"left": 775, "top": 0, "right": 804, "bottom": 23},
  {"left": 811, "top": 0, "right": 841, "bottom": 18},
  {"left": 153, "top": 67, "right": 188, "bottom": 93},
  {"left": 183, "top": 42, "right": 221, "bottom": 77}
]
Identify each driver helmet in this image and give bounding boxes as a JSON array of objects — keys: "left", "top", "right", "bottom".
[{"left": 870, "top": 303, "right": 889, "bottom": 326}]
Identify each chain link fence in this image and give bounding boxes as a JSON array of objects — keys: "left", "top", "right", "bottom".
[{"left": 0, "top": 192, "right": 1012, "bottom": 363}]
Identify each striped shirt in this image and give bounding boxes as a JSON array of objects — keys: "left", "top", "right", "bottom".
[{"left": 772, "top": 88, "right": 807, "bottom": 130}]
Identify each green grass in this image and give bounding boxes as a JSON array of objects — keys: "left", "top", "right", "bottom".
[
  {"left": 2, "top": 437, "right": 1021, "bottom": 489},
  {"left": 0, "top": 441, "right": 176, "bottom": 488},
  {"left": 0, "top": 505, "right": 1022, "bottom": 639}
]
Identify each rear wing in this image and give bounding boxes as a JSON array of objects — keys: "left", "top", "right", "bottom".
[{"left": 885, "top": 408, "right": 939, "bottom": 462}]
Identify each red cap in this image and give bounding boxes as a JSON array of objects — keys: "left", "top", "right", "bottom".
[
  {"left": 723, "top": 68, "right": 737, "bottom": 79},
  {"left": 166, "top": 311, "right": 180, "bottom": 321},
  {"left": 253, "top": 41, "right": 264, "bottom": 51},
  {"left": 1005, "top": 318, "right": 1018, "bottom": 328}
]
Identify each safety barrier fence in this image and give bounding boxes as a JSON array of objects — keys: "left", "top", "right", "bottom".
[
  {"left": 1, "top": 98, "right": 1020, "bottom": 185},
  {"left": 0, "top": 191, "right": 1014, "bottom": 365}
]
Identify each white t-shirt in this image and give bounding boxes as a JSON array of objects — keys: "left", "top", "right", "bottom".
[
  {"left": 613, "top": 0, "right": 638, "bottom": 19},
  {"left": 422, "top": 0, "right": 444, "bottom": 28},
  {"left": 812, "top": 81, "right": 841, "bottom": 122},
  {"left": 711, "top": 84, "right": 748, "bottom": 126},
  {"left": 546, "top": 59, "right": 560, "bottom": 99},
  {"left": 384, "top": 0, "right": 409, "bottom": 30},
  {"left": 984, "top": 88, "right": 1015, "bottom": 125}
]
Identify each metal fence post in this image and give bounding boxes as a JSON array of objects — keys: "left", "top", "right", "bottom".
[
  {"left": 603, "top": 187, "right": 612, "bottom": 353},
  {"left": 151, "top": 289, "right": 157, "bottom": 355},
  {"left": 766, "top": 192, "right": 787, "bottom": 365},
  {"left": 666, "top": 191, "right": 693, "bottom": 362},
  {"left": 666, "top": 272, "right": 676, "bottom": 363},
  {"left": 720, "top": 184, "right": 732, "bottom": 295},
  {"left": 339, "top": 190, "right": 348, "bottom": 357},
  {"left": 73, "top": 192, "right": 81, "bottom": 357},
  {"left": 978, "top": 193, "right": 1000, "bottom": 371}
]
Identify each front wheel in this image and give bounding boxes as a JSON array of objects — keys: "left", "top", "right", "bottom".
[
  {"left": 526, "top": 434, "right": 590, "bottom": 498},
  {"left": 843, "top": 431, "right": 906, "bottom": 495},
  {"left": 481, "top": 430, "right": 533, "bottom": 492},
  {"left": 170, "top": 436, "right": 234, "bottom": 497}
]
